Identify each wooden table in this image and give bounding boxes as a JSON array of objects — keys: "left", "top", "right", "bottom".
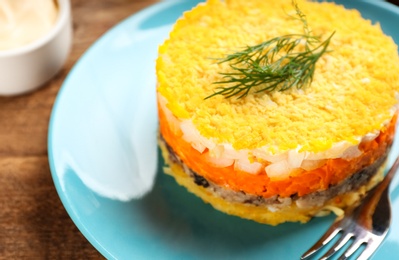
[
  {"left": 1, "top": 0, "right": 399, "bottom": 259},
  {"left": 0, "top": 0, "right": 156, "bottom": 258}
]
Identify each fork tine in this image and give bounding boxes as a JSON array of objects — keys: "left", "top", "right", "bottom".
[
  {"left": 300, "top": 222, "right": 343, "bottom": 259},
  {"left": 337, "top": 237, "right": 365, "bottom": 260},
  {"left": 319, "top": 231, "right": 354, "bottom": 260}
]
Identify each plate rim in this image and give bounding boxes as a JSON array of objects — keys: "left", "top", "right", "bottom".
[{"left": 47, "top": 0, "right": 189, "bottom": 258}]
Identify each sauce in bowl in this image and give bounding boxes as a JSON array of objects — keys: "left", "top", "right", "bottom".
[{"left": 0, "top": 0, "right": 58, "bottom": 51}]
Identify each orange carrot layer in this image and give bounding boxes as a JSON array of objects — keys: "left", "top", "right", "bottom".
[{"left": 159, "top": 104, "right": 396, "bottom": 198}]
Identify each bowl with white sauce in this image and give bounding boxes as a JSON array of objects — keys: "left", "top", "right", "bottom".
[{"left": 0, "top": 0, "right": 72, "bottom": 96}]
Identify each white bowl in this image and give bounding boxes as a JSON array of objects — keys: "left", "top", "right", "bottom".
[{"left": 0, "top": 0, "right": 72, "bottom": 96}]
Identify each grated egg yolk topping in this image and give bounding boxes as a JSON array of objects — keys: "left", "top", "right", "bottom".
[{"left": 157, "top": 0, "right": 399, "bottom": 152}]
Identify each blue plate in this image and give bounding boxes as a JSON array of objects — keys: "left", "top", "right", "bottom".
[{"left": 48, "top": 0, "right": 399, "bottom": 259}]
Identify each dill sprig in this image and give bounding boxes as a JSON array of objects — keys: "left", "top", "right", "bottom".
[{"left": 205, "top": 0, "right": 334, "bottom": 99}]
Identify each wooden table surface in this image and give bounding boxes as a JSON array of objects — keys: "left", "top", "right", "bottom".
[
  {"left": 0, "top": 0, "right": 156, "bottom": 258},
  {"left": 1, "top": 0, "right": 399, "bottom": 259}
]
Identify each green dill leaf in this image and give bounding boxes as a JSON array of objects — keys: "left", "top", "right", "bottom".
[{"left": 205, "top": 0, "right": 334, "bottom": 100}]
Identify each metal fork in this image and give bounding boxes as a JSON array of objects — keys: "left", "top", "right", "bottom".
[{"left": 301, "top": 156, "right": 399, "bottom": 260}]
